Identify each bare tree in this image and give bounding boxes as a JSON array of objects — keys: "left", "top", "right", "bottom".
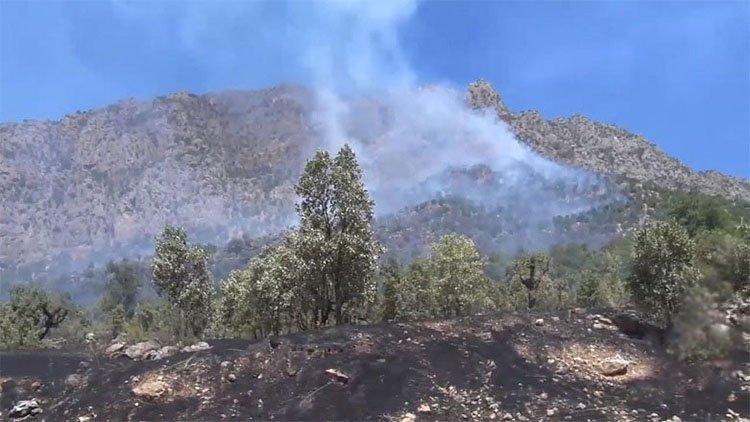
[{"left": 39, "top": 305, "right": 68, "bottom": 340}]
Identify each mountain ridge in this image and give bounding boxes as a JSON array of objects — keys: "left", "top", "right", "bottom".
[{"left": 1, "top": 80, "right": 747, "bottom": 279}]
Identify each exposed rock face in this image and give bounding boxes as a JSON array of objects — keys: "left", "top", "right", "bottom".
[
  {"left": 465, "top": 81, "right": 750, "bottom": 201},
  {"left": 1, "top": 81, "right": 747, "bottom": 278}
]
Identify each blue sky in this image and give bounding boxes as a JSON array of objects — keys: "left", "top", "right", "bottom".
[{"left": 0, "top": 0, "right": 748, "bottom": 177}]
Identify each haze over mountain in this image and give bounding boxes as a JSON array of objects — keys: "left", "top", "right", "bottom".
[{"left": 1, "top": 0, "right": 748, "bottom": 286}]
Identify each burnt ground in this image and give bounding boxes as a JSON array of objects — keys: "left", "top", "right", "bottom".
[{"left": 1, "top": 308, "right": 749, "bottom": 422}]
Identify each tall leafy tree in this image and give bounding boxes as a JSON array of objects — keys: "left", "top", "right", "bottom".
[
  {"left": 294, "top": 145, "right": 383, "bottom": 327},
  {"left": 99, "top": 260, "right": 143, "bottom": 319},
  {"left": 627, "top": 221, "right": 700, "bottom": 328},
  {"left": 430, "top": 234, "right": 495, "bottom": 317},
  {"left": 152, "top": 225, "right": 214, "bottom": 338}
]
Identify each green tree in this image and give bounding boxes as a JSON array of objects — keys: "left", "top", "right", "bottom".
[
  {"left": 378, "top": 258, "right": 403, "bottom": 321},
  {"left": 667, "top": 194, "right": 731, "bottom": 236},
  {"left": 0, "top": 285, "right": 70, "bottom": 348},
  {"left": 294, "top": 145, "right": 383, "bottom": 327},
  {"left": 99, "top": 260, "right": 143, "bottom": 319},
  {"left": 627, "top": 221, "right": 700, "bottom": 328},
  {"left": 430, "top": 234, "right": 496, "bottom": 317},
  {"left": 152, "top": 225, "right": 214, "bottom": 338}
]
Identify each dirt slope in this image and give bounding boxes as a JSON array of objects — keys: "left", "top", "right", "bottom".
[{"left": 2, "top": 308, "right": 749, "bottom": 422}]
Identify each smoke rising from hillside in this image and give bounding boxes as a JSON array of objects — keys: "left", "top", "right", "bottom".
[
  {"left": 276, "top": 0, "right": 617, "bottom": 218},
  {"left": 110, "top": 0, "right": 617, "bottom": 220}
]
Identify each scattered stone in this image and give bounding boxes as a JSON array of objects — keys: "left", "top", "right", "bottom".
[
  {"left": 125, "top": 340, "right": 161, "bottom": 360},
  {"left": 149, "top": 345, "right": 179, "bottom": 360},
  {"left": 503, "top": 412, "right": 513, "bottom": 420},
  {"left": 417, "top": 403, "right": 431, "bottom": 414},
  {"left": 85, "top": 332, "right": 97, "bottom": 343},
  {"left": 132, "top": 379, "right": 169, "bottom": 401},
  {"left": 324, "top": 368, "right": 349, "bottom": 384},
  {"left": 400, "top": 413, "right": 416, "bottom": 422},
  {"left": 670, "top": 416, "right": 682, "bottom": 422},
  {"left": 65, "top": 373, "right": 87, "bottom": 389},
  {"left": 534, "top": 319, "right": 544, "bottom": 326},
  {"left": 9, "top": 400, "right": 42, "bottom": 419},
  {"left": 31, "top": 381, "right": 42, "bottom": 391},
  {"left": 547, "top": 408, "right": 557, "bottom": 416},
  {"left": 576, "top": 403, "right": 586, "bottom": 410},
  {"left": 572, "top": 308, "right": 586, "bottom": 314},
  {"left": 592, "top": 323, "right": 605, "bottom": 330},
  {"left": 221, "top": 361, "right": 232, "bottom": 369},
  {"left": 551, "top": 316, "right": 560, "bottom": 322},
  {"left": 599, "top": 356, "right": 630, "bottom": 376},
  {"left": 227, "top": 373, "right": 237, "bottom": 383},
  {"left": 181, "top": 341, "right": 211, "bottom": 353}
]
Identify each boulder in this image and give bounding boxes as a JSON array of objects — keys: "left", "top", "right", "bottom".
[
  {"left": 9, "top": 399, "right": 42, "bottom": 419},
  {"left": 105, "top": 342, "right": 126, "bottom": 356},
  {"left": 181, "top": 341, "right": 211, "bottom": 353},
  {"left": 125, "top": 340, "right": 161, "bottom": 360},
  {"left": 148, "top": 346, "right": 179, "bottom": 360}
]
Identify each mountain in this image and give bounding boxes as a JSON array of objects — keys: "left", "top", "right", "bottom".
[{"left": 1, "top": 81, "right": 747, "bottom": 282}]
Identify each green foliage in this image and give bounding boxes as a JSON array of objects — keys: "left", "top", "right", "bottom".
[
  {"left": 152, "top": 225, "right": 214, "bottom": 338},
  {"left": 214, "top": 145, "right": 382, "bottom": 337},
  {"left": 576, "top": 251, "right": 629, "bottom": 308},
  {"left": 378, "top": 234, "right": 499, "bottom": 322},
  {"left": 627, "top": 221, "right": 700, "bottom": 327},
  {"left": 110, "top": 304, "right": 126, "bottom": 337},
  {"left": 430, "top": 234, "right": 497, "bottom": 317},
  {"left": 293, "top": 145, "right": 384, "bottom": 327},
  {"left": 99, "top": 260, "right": 143, "bottom": 319},
  {"left": 0, "top": 285, "right": 78, "bottom": 349},
  {"left": 666, "top": 193, "right": 732, "bottom": 236}
]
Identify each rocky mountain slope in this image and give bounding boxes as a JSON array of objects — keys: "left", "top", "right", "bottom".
[
  {"left": 465, "top": 80, "right": 750, "bottom": 200},
  {"left": 1, "top": 81, "right": 747, "bottom": 280},
  {"left": 1, "top": 308, "right": 748, "bottom": 421}
]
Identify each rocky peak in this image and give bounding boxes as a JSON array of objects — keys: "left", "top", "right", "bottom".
[{"left": 465, "top": 80, "right": 511, "bottom": 120}]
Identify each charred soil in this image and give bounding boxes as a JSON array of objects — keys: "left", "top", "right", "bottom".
[{"left": 1, "top": 308, "right": 748, "bottom": 422}]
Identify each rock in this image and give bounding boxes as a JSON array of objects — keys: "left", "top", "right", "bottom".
[
  {"left": 417, "top": 403, "right": 431, "bottom": 414},
  {"left": 534, "top": 319, "right": 544, "bottom": 326},
  {"left": 221, "top": 361, "right": 232, "bottom": 369},
  {"left": 592, "top": 323, "right": 605, "bottom": 330},
  {"left": 31, "top": 381, "right": 42, "bottom": 391},
  {"left": 150, "top": 345, "right": 179, "bottom": 360},
  {"left": 125, "top": 340, "right": 161, "bottom": 360},
  {"left": 65, "top": 373, "right": 87, "bottom": 389},
  {"left": 576, "top": 403, "right": 586, "bottom": 410},
  {"left": 181, "top": 341, "right": 211, "bottom": 353},
  {"left": 106, "top": 342, "right": 126, "bottom": 355},
  {"left": 547, "top": 408, "right": 557, "bottom": 416},
  {"left": 572, "top": 308, "right": 586, "bottom": 314},
  {"left": 324, "top": 368, "right": 349, "bottom": 384},
  {"left": 400, "top": 413, "right": 417, "bottom": 422},
  {"left": 84, "top": 332, "right": 97, "bottom": 343},
  {"left": 227, "top": 373, "right": 237, "bottom": 382},
  {"left": 132, "top": 379, "right": 169, "bottom": 401},
  {"left": 9, "top": 399, "right": 42, "bottom": 419},
  {"left": 599, "top": 356, "right": 630, "bottom": 376},
  {"left": 503, "top": 412, "right": 513, "bottom": 420}
]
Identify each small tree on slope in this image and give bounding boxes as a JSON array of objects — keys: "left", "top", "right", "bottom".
[
  {"left": 152, "top": 225, "right": 213, "bottom": 338},
  {"left": 627, "top": 221, "right": 700, "bottom": 328}
]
